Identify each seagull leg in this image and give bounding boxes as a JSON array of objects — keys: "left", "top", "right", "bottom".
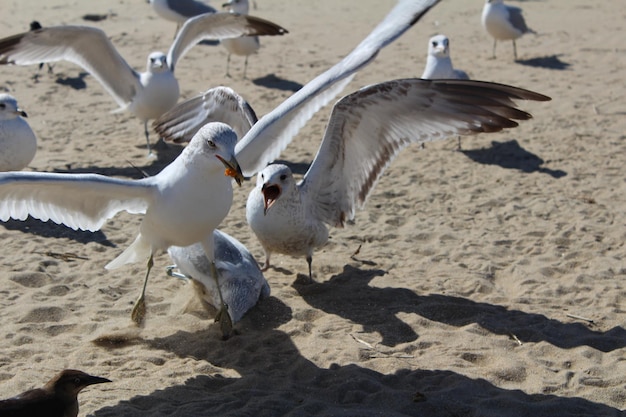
[
  {"left": 512, "top": 40, "right": 518, "bottom": 61},
  {"left": 225, "top": 54, "right": 232, "bottom": 78},
  {"left": 242, "top": 56, "right": 250, "bottom": 79},
  {"left": 131, "top": 253, "right": 153, "bottom": 325},
  {"left": 143, "top": 121, "right": 153, "bottom": 156},
  {"left": 492, "top": 39, "right": 497, "bottom": 59},
  {"left": 260, "top": 251, "right": 271, "bottom": 271},
  {"left": 210, "top": 261, "right": 232, "bottom": 339},
  {"left": 306, "top": 254, "right": 313, "bottom": 283},
  {"left": 456, "top": 135, "right": 462, "bottom": 151}
]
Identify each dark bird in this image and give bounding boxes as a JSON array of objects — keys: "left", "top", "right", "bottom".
[{"left": 0, "top": 369, "right": 111, "bottom": 417}]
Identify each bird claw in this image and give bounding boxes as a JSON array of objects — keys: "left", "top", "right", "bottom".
[
  {"left": 215, "top": 303, "right": 232, "bottom": 339},
  {"left": 131, "top": 298, "right": 146, "bottom": 326}
]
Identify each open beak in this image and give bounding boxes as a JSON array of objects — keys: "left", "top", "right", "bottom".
[
  {"left": 216, "top": 155, "right": 245, "bottom": 186},
  {"left": 261, "top": 183, "right": 281, "bottom": 215}
]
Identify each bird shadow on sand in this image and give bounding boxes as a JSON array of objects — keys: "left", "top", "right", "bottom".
[
  {"left": 461, "top": 139, "right": 567, "bottom": 178},
  {"left": 252, "top": 73, "right": 303, "bottom": 92},
  {"left": 54, "top": 71, "right": 90, "bottom": 90},
  {"left": 295, "top": 265, "right": 626, "bottom": 352},
  {"left": 92, "top": 301, "right": 623, "bottom": 416},
  {"left": 1, "top": 217, "right": 114, "bottom": 246},
  {"left": 516, "top": 54, "right": 571, "bottom": 70},
  {"left": 54, "top": 141, "right": 185, "bottom": 178}
]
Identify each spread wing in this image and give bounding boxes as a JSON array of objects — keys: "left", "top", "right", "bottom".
[
  {"left": 0, "top": 26, "right": 141, "bottom": 108},
  {"left": 167, "top": 12, "right": 288, "bottom": 71},
  {"left": 234, "top": 0, "right": 442, "bottom": 177},
  {"left": 300, "top": 79, "right": 551, "bottom": 227},
  {"left": 0, "top": 172, "right": 156, "bottom": 231},
  {"left": 152, "top": 86, "right": 258, "bottom": 142}
]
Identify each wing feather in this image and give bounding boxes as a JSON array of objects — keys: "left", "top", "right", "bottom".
[
  {"left": 0, "top": 172, "right": 156, "bottom": 231},
  {"left": 152, "top": 86, "right": 258, "bottom": 142},
  {"left": 301, "top": 79, "right": 551, "bottom": 227},
  {"left": 0, "top": 26, "right": 141, "bottom": 108},
  {"left": 167, "top": 12, "right": 287, "bottom": 71},
  {"left": 234, "top": 0, "right": 441, "bottom": 177}
]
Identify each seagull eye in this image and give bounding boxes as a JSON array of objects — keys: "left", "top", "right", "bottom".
[
  {"left": 207, "top": 140, "right": 216, "bottom": 148},
  {"left": 280, "top": 174, "right": 287, "bottom": 181},
  {"left": 431, "top": 41, "right": 437, "bottom": 47},
  {"left": 0, "top": 104, "right": 5, "bottom": 109}
]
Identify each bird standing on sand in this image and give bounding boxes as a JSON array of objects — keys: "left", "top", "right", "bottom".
[
  {"left": 481, "top": 0, "right": 533, "bottom": 60},
  {"left": 0, "top": 94, "right": 37, "bottom": 172},
  {"left": 421, "top": 34, "right": 468, "bottom": 80},
  {"left": 221, "top": 0, "right": 261, "bottom": 78},
  {"left": 246, "top": 79, "right": 551, "bottom": 281},
  {"left": 0, "top": 369, "right": 110, "bottom": 417},
  {"left": 0, "top": 13, "right": 287, "bottom": 153}
]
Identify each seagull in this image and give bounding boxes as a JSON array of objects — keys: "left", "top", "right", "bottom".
[
  {"left": 148, "top": 0, "right": 217, "bottom": 36},
  {"left": 0, "top": 123, "right": 245, "bottom": 336},
  {"left": 167, "top": 228, "right": 270, "bottom": 333},
  {"left": 153, "top": 86, "right": 258, "bottom": 143},
  {"left": 421, "top": 34, "right": 469, "bottom": 80},
  {"left": 0, "top": 94, "right": 38, "bottom": 172},
  {"left": 481, "top": 0, "right": 533, "bottom": 60},
  {"left": 154, "top": 0, "right": 445, "bottom": 175},
  {"left": 0, "top": 369, "right": 110, "bottom": 417},
  {"left": 221, "top": 0, "right": 261, "bottom": 78},
  {"left": 246, "top": 79, "right": 551, "bottom": 281},
  {"left": 420, "top": 34, "right": 469, "bottom": 149},
  {"left": 0, "top": 13, "right": 287, "bottom": 154},
  {"left": 28, "top": 21, "right": 55, "bottom": 80}
]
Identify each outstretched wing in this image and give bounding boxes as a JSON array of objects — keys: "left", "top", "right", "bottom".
[
  {"left": 152, "top": 86, "right": 258, "bottom": 142},
  {"left": 234, "top": 0, "right": 442, "bottom": 177},
  {"left": 0, "top": 26, "right": 141, "bottom": 108},
  {"left": 167, "top": 12, "right": 287, "bottom": 71},
  {"left": 300, "top": 79, "right": 551, "bottom": 227},
  {"left": 0, "top": 172, "right": 156, "bottom": 231}
]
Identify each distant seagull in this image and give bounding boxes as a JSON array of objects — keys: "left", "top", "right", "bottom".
[
  {"left": 247, "top": 79, "right": 551, "bottom": 281},
  {"left": 221, "top": 0, "right": 261, "bottom": 78},
  {"left": 421, "top": 34, "right": 469, "bottom": 80},
  {"left": 0, "top": 13, "right": 287, "bottom": 154},
  {"left": 0, "top": 94, "right": 37, "bottom": 171},
  {"left": 0, "top": 123, "right": 245, "bottom": 336},
  {"left": 481, "top": 0, "right": 533, "bottom": 60},
  {"left": 28, "top": 21, "right": 54, "bottom": 80},
  {"left": 153, "top": 86, "right": 258, "bottom": 143},
  {"left": 167, "top": 229, "right": 270, "bottom": 333},
  {"left": 148, "top": 0, "right": 217, "bottom": 36},
  {"left": 0, "top": 369, "right": 110, "bottom": 417}
]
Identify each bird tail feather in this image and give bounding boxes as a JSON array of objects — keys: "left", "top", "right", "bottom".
[{"left": 105, "top": 235, "right": 151, "bottom": 270}]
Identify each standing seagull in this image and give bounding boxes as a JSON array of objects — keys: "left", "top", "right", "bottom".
[
  {"left": 221, "top": 0, "right": 261, "bottom": 78},
  {"left": 148, "top": 0, "right": 217, "bottom": 37},
  {"left": 481, "top": 0, "right": 533, "bottom": 60},
  {"left": 0, "top": 123, "right": 245, "bottom": 336},
  {"left": 0, "top": 94, "right": 38, "bottom": 171},
  {"left": 247, "top": 79, "right": 551, "bottom": 281},
  {"left": 421, "top": 34, "right": 468, "bottom": 80},
  {"left": 0, "top": 13, "right": 287, "bottom": 153},
  {"left": 0, "top": 369, "right": 110, "bottom": 417}
]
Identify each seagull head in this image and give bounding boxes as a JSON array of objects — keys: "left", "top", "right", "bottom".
[
  {"left": 257, "top": 164, "right": 293, "bottom": 215},
  {"left": 147, "top": 52, "right": 169, "bottom": 73},
  {"left": 188, "top": 122, "right": 245, "bottom": 186},
  {"left": 428, "top": 34, "right": 450, "bottom": 58},
  {"left": 222, "top": 0, "right": 249, "bottom": 14},
  {"left": 0, "top": 93, "right": 27, "bottom": 120}
]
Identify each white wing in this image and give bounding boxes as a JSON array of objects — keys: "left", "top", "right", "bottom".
[
  {"left": 300, "top": 79, "right": 551, "bottom": 227},
  {"left": 167, "top": 12, "right": 287, "bottom": 71},
  {"left": 235, "top": 0, "right": 441, "bottom": 177},
  {"left": 152, "top": 86, "right": 258, "bottom": 142},
  {"left": 0, "top": 172, "right": 156, "bottom": 231},
  {"left": 0, "top": 26, "right": 141, "bottom": 108}
]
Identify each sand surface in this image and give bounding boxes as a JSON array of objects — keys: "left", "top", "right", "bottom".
[{"left": 0, "top": 0, "right": 625, "bottom": 415}]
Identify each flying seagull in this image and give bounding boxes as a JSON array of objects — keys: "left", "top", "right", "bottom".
[{"left": 0, "top": 12, "right": 287, "bottom": 153}]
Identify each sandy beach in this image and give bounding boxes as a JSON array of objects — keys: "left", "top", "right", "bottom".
[{"left": 0, "top": 0, "right": 625, "bottom": 415}]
